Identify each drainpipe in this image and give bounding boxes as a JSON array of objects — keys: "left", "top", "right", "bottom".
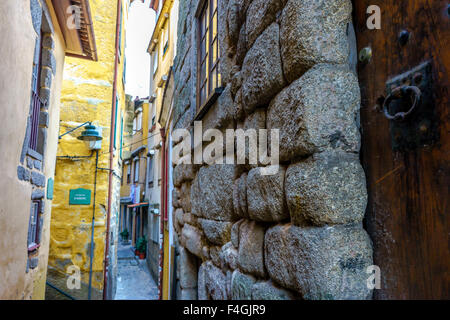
[
  {"left": 103, "top": 0, "right": 121, "bottom": 300},
  {"left": 88, "top": 150, "right": 99, "bottom": 300},
  {"left": 158, "top": 128, "right": 166, "bottom": 300}
]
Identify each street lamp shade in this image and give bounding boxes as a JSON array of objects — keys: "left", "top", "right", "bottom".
[{"left": 77, "top": 124, "right": 103, "bottom": 142}]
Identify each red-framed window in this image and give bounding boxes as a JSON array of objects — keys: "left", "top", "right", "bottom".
[{"left": 197, "top": 0, "right": 220, "bottom": 110}]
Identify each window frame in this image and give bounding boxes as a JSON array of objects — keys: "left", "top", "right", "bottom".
[
  {"left": 133, "top": 158, "right": 140, "bottom": 183},
  {"left": 162, "top": 21, "right": 169, "bottom": 57},
  {"left": 148, "top": 156, "right": 154, "bottom": 188},
  {"left": 196, "top": 0, "right": 221, "bottom": 114},
  {"left": 29, "top": 31, "right": 44, "bottom": 154},
  {"left": 27, "top": 200, "right": 41, "bottom": 251},
  {"left": 152, "top": 48, "right": 159, "bottom": 76},
  {"left": 127, "top": 163, "right": 131, "bottom": 184}
]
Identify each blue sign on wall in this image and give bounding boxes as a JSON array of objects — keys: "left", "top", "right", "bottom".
[{"left": 69, "top": 188, "right": 91, "bottom": 205}]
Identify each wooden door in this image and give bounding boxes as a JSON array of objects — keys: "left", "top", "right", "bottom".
[{"left": 353, "top": 1, "right": 449, "bottom": 299}]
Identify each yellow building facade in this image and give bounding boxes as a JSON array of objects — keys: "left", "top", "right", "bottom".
[
  {"left": 0, "top": 0, "right": 97, "bottom": 300},
  {"left": 148, "top": 0, "right": 178, "bottom": 300},
  {"left": 119, "top": 96, "right": 150, "bottom": 251},
  {"left": 48, "top": 0, "right": 129, "bottom": 300}
]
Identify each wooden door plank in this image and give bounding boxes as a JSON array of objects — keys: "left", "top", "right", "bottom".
[{"left": 353, "top": 0, "right": 449, "bottom": 299}]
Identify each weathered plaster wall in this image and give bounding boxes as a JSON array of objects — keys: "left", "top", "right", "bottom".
[
  {"left": 0, "top": 0, "right": 66, "bottom": 300},
  {"left": 48, "top": 0, "right": 128, "bottom": 299},
  {"left": 0, "top": 0, "right": 37, "bottom": 300},
  {"left": 171, "top": 0, "right": 373, "bottom": 300},
  {"left": 31, "top": 0, "right": 67, "bottom": 300}
]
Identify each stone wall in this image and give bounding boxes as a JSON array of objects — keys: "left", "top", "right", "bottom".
[{"left": 171, "top": 0, "right": 373, "bottom": 300}]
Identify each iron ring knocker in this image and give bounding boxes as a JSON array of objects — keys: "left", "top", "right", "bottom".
[{"left": 383, "top": 85, "right": 422, "bottom": 121}]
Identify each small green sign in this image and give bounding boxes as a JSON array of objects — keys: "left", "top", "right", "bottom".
[
  {"left": 69, "top": 188, "right": 91, "bottom": 205},
  {"left": 47, "top": 178, "right": 54, "bottom": 200}
]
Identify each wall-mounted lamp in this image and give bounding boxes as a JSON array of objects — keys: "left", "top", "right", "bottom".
[{"left": 59, "top": 122, "right": 103, "bottom": 150}]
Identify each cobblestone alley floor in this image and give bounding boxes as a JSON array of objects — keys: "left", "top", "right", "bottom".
[{"left": 114, "top": 243, "right": 159, "bottom": 300}]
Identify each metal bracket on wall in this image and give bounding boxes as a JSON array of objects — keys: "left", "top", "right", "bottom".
[{"left": 384, "top": 61, "right": 439, "bottom": 152}]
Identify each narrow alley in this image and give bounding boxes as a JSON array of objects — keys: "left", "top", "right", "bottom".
[
  {"left": 114, "top": 243, "right": 158, "bottom": 300},
  {"left": 0, "top": 0, "right": 448, "bottom": 304}
]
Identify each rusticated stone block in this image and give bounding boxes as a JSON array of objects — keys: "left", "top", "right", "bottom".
[
  {"left": 286, "top": 151, "right": 367, "bottom": 226},
  {"left": 265, "top": 223, "right": 373, "bottom": 300},
  {"left": 226, "top": 0, "right": 244, "bottom": 46},
  {"left": 180, "top": 224, "right": 205, "bottom": 258},
  {"left": 280, "top": 0, "right": 352, "bottom": 82},
  {"left": 235, "top": 22, "right": 247, "bottom": 66},
  {"left": 174, "top": 208, "right": 184, "bottom": 233},
  {"left": 242, "top": 23, "right": 286, "bottom": 114},
  {"left": 198, "top": 262, "right": 208, "bottom": 300},
  {"left": 233, "top": 87, "right": 245, "bottom": 122},
  {"left": 17, "top": 166, "right": 31, "bottom": 182},
  {"left": 247, "top": 166, "right": 289, "bottom": 222},
  {"left": 245, "top": 0, "right": 287, "bottom": 48},
  {"left": 232, "top": 173, "right": 248, "bottom": 219},
  {"left": 180, "top": 182, "right": 192, "bottom": 213},
  {"left": 210, "top": 246, "right": 221, "bottom": 267},
  {"left": 267, "top": 64, "right": 361, "bottom": 162},
  {"left": 42, "top": 49, "right": 56, "bottom": 75},
  {"left": 31, "top": 171, "right": 45, "bottom": 187},
  {"left": 183, "top": 211, "right": 199, "bottom": 228},
  {"left": 179, "top": 247, "right": 198, "bottom": 289},
  {"left": 180, "top": 288, "right": 197, "bottom": 300},
  {"left": 231, "top": 269, "right": 256, "bottom": 300},
  {"left": 251, "top": 280, "right": 297, "bottom": 300},
  {"left": 30, "top": 0, "right": 42, "bottom": 34},
  {"left": 230, "top": 219, "right": 243, "bottom": 248},
  {"left": 219, "top": 242, "right": 238, "bottom": 270},
  {"left": 172, "top": 187, "right": 181, "bottom": 208},
  {"left": 204, "top": 261, "right": 229, "bottom": 300},
  {"left": 191, "top": 164, "right": 239, "bottom": 221},
  {"left": 31, "top": 189, "right": 45, "bottom": 200},
  {"left": 237, "top": 220, "right": 266, "bottom": 278},
  {"left": 40, "top": 66, "right": 53, "bottom": 89},
  {"left": 201, "top": 85, "right": 236, "bottom": 131},
  {"left": 42, "top": 33, "right": 55, "bottom": 50},
  {"left": 173, "top": 163, "right": 197, "bottom": 187},
  {"left": 200, "top": 219, "right": 233, "bottom": 246}
]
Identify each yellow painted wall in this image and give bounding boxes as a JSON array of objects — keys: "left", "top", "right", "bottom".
[
  {"left": 0, "top": 0, "right": 67, "bottom": 300},
  {"left": 147, "top": 0, "right": 178, "bottom": 300},
  {"left": 49, "top": 0, "right": 128, "bottom": 297}
]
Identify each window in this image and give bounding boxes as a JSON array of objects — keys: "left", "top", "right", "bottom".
[
  {"left": 152, "top": 49, "right": 158, "bottom": 75},
  {"left": 137, "top": 112, "right": 142, "bottom": 131},
  {"left": 198, "top": 0, "right": 220, "bottom": 108},
  {"left": 29, "top": 32, "right": 44, "bottom": 154},
  {"left": 148, "top": 156, "right": 154, "bottom": 188},
  {"left": 27, "top": 201, "right": 41, "bottom": 251},
  {"left": 133, "top": 112, "right": 142, "bottom": 134},
  {"left": 150, "top": 215, "right": 159, "bottom": 243},
  {"left": 133, "top": 158, "right": 140, "bottom": 183},
  {"left": 127, "top": 164, "right": 131, "bottom": 184}
]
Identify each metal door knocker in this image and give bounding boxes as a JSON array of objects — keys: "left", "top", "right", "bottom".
[{"left": 383, "top": 85, "right": 421, "bottom": 121}]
